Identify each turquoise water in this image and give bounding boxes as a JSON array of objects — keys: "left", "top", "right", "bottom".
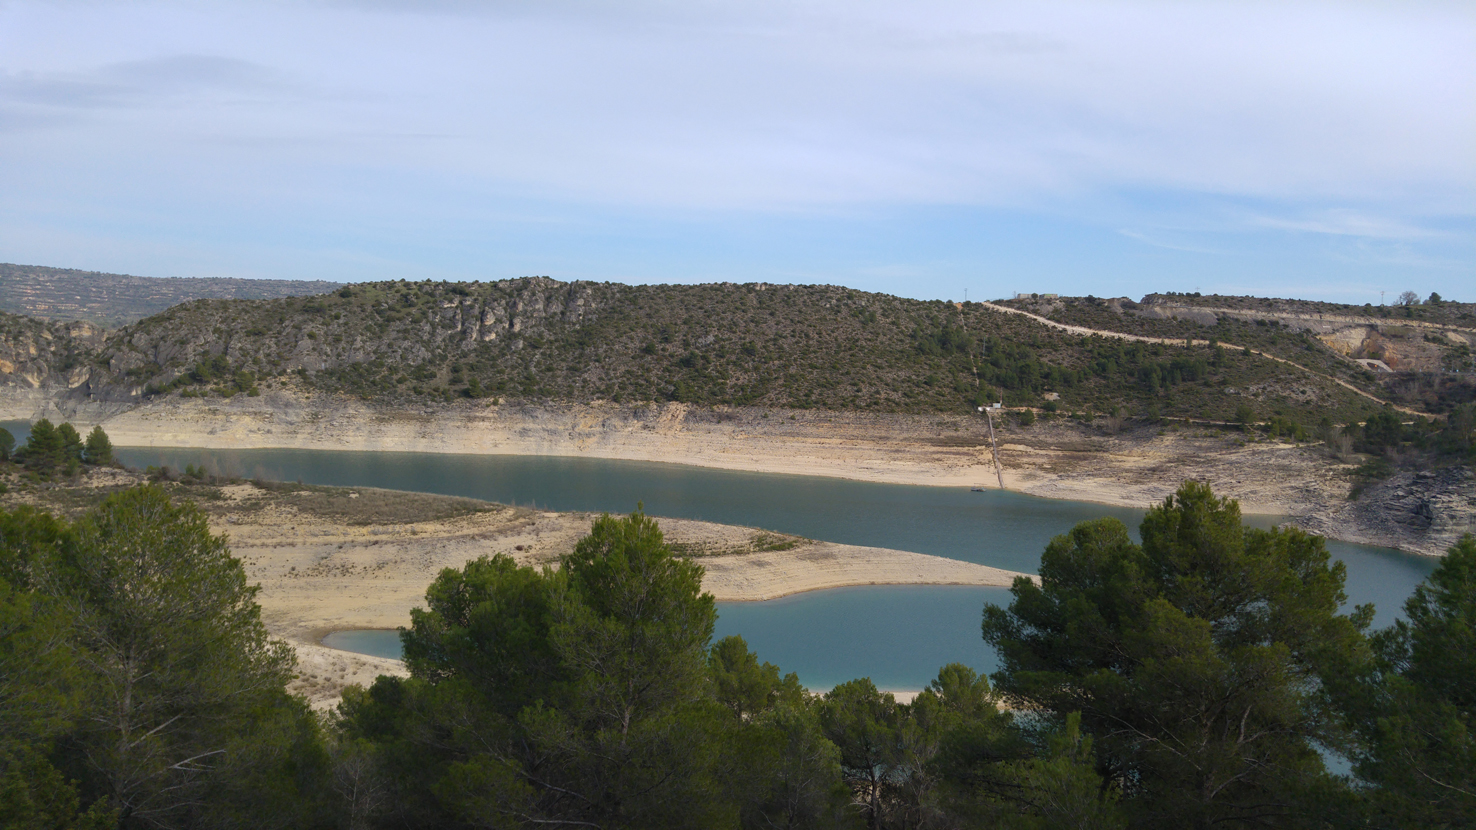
[
  {"left": 326, "top": 584, "right": 1012, "bottom": 691},
  {"left": 0, "top": 420, "right": 1441, "bottom": 688},
  {"left": 109, "top": 444, "right": 1150, "bottom": 575},
  {"left": 105, "top": 443, "right": 1436, "bottom": 626},
  {"left": 321, "top": 630, "right": 404, "bottom": 661}
]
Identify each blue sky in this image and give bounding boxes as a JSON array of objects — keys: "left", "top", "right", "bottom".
[{"left": 1, "top": 0, "right": 1471, "bottom": 303}]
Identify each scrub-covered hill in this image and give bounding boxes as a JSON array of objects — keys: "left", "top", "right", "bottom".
[{"left": 57, "top": 278, "right": 1394, "bottom": 425}]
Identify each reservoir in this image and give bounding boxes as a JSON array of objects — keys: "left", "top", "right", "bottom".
[
  {"left": 103, "top": 443, "right": 1436, "bottom": 690},
  {"left": 0, "top": 422, "right": 1435, "bottom": 689}
]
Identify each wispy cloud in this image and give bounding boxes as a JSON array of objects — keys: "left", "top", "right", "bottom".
[
  {"left": 0, "top": 55, "right": 288, "bottom": 112},
  {"left": 1116, "top": 229, "right": 1229, "bottom": 256},
  {"left": 1248, "top": 210, "right": 1445, "bottom": 241}
]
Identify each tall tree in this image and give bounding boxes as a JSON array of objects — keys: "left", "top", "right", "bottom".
[
  {"left": 982, "top": 481, "right": 1367, "bottom": 829},
  {"left": 56, "top": 423, "right": 84, "bottom": 464},
  {"left": 819, "top": 679, "right": 904, "bottom": 829},
  {"left": 49, "top": 486, "right": 303, "bottom": 829},
  {"left": 705, "top": 636, "right": 848, "bottom": 830},
  {"left": 0, "top": 566, "right": 116, "bottom": 828},
  {"left": 82, "top": 427, "right": 114, "bottom": 466},
  {"left": 0, "top": 506, "right": 109, "bottom": 827},
  {"left": 22, "top": 419, "right": 63, "bottom": 472},
  {"left": 1344, "top": 534, "right": 1476, "bottom": 828},
  {"left": 708, "top": 635, "right": 805, "bottom": 720}
]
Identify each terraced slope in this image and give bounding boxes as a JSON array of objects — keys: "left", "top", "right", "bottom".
[{"left": 0, "top": 262, "right": 341, "bottom": 327}]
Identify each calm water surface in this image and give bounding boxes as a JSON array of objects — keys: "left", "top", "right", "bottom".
[
  {"left": 0, "top": 422, "right": 1439, "bottom": 688},
  {"left": 114, "top": 444, "right": 1151, "bottom": 574},
  {"left": 325, "top": 585, "right": 1012, "bottom": 691}
]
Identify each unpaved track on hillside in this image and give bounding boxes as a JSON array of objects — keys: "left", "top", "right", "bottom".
[
  {"left": 1152, "top": 302, "right": 1476, "bottom": 337},
  {"left": 978, "top": 302, "right": 1430, "bottom": 418}
]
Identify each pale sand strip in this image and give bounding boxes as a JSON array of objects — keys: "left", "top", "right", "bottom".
[
  {"left": 698, "top": 541, "right": 1028, "bottom": 602},
  {"left": 16, "top": 391, "right": 1358, "bottom": 519},
  {"left": 1, "top": 476, "right": 1028, "bottom": 708}
]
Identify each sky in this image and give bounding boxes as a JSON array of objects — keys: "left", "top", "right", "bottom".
[{"left": 0, "top": 0, "right": 1472, "bottom": 303}]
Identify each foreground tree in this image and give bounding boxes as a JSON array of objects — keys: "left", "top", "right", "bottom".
[
  {"left": 705, "top": 636, "right": 850, "bottom": 830},
  {"left": 342, "top": 508, "right": 735, "bottom": 829},
  {"left": 982, "top": 481, "right": 1367, "bottom": 829},
  {"left": 45, "top": 487, "right": 325, "bottom": 829},
  {"left": 1343, "top": 534, "right": 1476, "bottom": 828},
  {"left": 3, "top": 491, "right": 332, "bottom": 828},
  {"left": 819, "top": 679, "right": 905, "bottom": 829},
  {"left": 0, "top": 517, "right": 115, "bottom": 828}
]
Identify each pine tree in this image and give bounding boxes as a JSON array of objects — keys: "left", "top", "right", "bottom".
[
  {"left": 1346, "top": 535, "right": 1476, "bottom": 827},
  {"left": 82, "top": 427, "right": 113, "bottom": 466},
  {"left": 982, "top": 481, "right": 1367, "bottom": 829}
]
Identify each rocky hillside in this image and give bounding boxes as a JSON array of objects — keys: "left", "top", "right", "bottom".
[
  {"left": 0, "top": 310, "right": 105, "bottom": 391},
  {"left": 1295, "top": 466, "right": 1476, "bottom": 557},
  {"left": 0, "top": 262, "right": 342, "bottom": 327},
  {"left": 0, "top": 278, "right": 1402, "bottom": 426}
]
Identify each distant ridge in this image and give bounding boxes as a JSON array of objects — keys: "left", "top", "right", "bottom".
[{"left": 0, "top": 262, "right": 342, "bottom": 327}]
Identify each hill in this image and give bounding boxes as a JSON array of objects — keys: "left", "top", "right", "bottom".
[
  {"left": 3, "top": 277, "right": 1428, "bottom": 428},
  {"left": 0, "top": 262, "right": 342, "bottom": 327}
]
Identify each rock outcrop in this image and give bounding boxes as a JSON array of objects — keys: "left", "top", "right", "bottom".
[{"left": 1295, "top": 466, "right": 1476, "bottom": 557}]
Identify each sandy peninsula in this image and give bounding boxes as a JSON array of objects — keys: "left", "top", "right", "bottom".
[
  {"left": 210, "top": 484, "right": 1027, "bottom": 706},
  {"left": 0, "top": 472, "right": 1030, "bottom": 707}
]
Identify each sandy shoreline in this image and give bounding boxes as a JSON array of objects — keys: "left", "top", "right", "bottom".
[
  {"left": 13, "top": 389, "right": 1316, "bottom": 514},
  {"left": 200, "top": 483, "right": 1028, "bottom": 707},
  {"left": 11, "top": 388, "right": 1470, "bottom": 556}
]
